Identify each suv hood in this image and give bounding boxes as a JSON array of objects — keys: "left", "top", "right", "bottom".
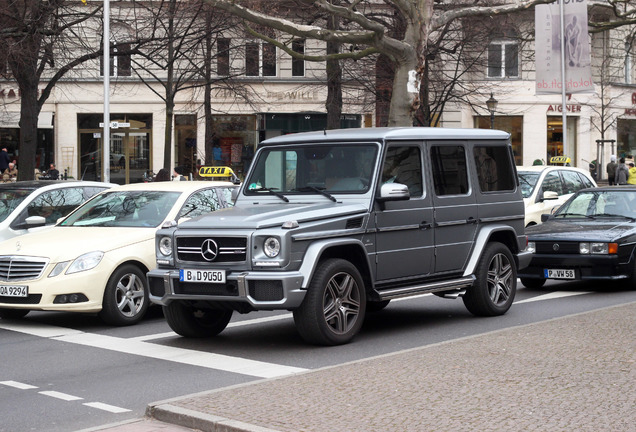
[
  {"left": 181, "top": 202, "right": 368, "bottom": 229},
  {"left": 0, "top": 227, "right": 154, "bottom": 262},
  {"left": 527, "top": 219, "right": 636, "bottom": 242}
]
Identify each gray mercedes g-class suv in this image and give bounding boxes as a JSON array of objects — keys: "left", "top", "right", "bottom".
[{"left": 148, "top": 127, "right": 530, "bottom": 345}]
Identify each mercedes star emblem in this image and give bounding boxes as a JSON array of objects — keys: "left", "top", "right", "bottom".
[{"left": 201, "top": 239, "right": 219, "bottom": 261}]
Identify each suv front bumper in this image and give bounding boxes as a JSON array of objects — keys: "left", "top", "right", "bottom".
[{"left": 147, "top": 268, "right": 307, "bottom": 309}]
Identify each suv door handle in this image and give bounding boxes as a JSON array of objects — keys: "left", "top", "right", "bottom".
[
  {"left": 419, "top": 221, "right": 431, "bottom": 229},
  {"left": 467, "top": 217, "right": 478, "bottom": 224}
]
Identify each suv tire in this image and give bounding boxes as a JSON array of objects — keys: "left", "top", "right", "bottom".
[
  {"left": 293, "top": 258, "right": 366, "bottom": 346},
  {"left": 463, "top": 242, "right": 516, "bottom": 316},
  {"left": 163, "top": 301, "right": 233, "bottom": 338}
]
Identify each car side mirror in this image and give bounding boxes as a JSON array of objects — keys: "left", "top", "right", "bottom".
[
  {"left": 377, "top": 183, "right": 410, "bottom": 202},
  {"left": 541, "top": 213, "right": 554, "bottom": 222},
  {"left": 542, "top": 191, "right": 558, "bottom": 201},
  {"left": 25, "top": 215, "right": 47, "bottom": 228}
]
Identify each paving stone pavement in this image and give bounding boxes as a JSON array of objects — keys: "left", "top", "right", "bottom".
[{"left": 92, "top": 301, "right": 636, "bottom": 432}]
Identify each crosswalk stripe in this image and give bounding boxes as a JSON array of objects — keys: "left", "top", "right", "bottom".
[
  {"left": 0, "top": 321, "right": 307, "bottom": 378},
  {"left": 514, "top": 291, "right": 591, "bottom": 304},
  {"left": 39, "top": 391, "right": 83, "bottom": 401}
]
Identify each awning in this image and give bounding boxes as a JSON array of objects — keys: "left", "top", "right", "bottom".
[{"left": 0, "top": 111, "right": 54, "bottom": 129}]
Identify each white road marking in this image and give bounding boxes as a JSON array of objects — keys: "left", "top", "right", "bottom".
[
  {"left": 39, "top": 391, "right": 83, "bottom": 401},
  {"left": 0, "top": 380, "right": 38, "bottom": 390},
  {"left": 0, "top": 321, "right": 307, "bottom": 379},
  {"left": 83, "top": 402, "right": 131, "bottom": 413},
  {"left": 515, "top": 290, "right": 591, "bottom": 304}
]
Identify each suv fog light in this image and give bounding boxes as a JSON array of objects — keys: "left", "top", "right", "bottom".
[{"left": 264, "top": 237, "right": 281, "bottom": 257}]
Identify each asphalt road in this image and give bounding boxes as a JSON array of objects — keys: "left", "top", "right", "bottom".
[{"left": 1, "top": 279, "right": 634, "bottom": 432}]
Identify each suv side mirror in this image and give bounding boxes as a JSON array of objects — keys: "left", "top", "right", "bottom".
[
  {"left": 377, "top": 183, "right": 410, "bottom": 202},
  {"left": 542, "top": 190, "right": 558, "bottom": 201}
]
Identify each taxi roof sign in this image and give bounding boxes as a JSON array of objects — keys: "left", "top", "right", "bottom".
[
  {"left": 198, "top": 166, "right": 240, "bottom": 184},
  {"left": 549, "top": 156, "right": 571, "bottom": 165}
]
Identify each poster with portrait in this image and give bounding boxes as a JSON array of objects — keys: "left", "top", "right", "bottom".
[{"left": 535, "top": 0, "right": 593, "bottom": 94}]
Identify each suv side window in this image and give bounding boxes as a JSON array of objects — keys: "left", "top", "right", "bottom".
[
  {"left": 179, "top": 189, "right": 222, "bottom": 219},
  {"left": 381, "top": 146, "right": 423, "bottom": 197},
  {"left": 542, "top": 171, "right": 564, "bottom": 195},
  {"left": 431, "top": 145, "right": 468, "bottom": 195},
  {"left": 473, "top": 145, "right": 516, "bottom": 192}
]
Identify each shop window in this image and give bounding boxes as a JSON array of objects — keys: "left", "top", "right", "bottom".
[
  {"left": 292, "top": 39, "right": 305, "bottom": 77},
  {"left": 488, "top": 41, "right": 519, "bottom": 78},
  {"left": 217, "top": 38, "right": 230, "bottom": 76}
]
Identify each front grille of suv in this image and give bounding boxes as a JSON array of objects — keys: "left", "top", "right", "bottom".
[
  {"left": 0, "top": 257, "right": 48, "bottom": 282},
  {"left": 176, "top": 236, "right": 247, "bottom": 263}
]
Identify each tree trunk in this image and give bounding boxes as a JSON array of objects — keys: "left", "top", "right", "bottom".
[
  {"left": 325, "top": 15, "right": 342, "bottom": 130},
  {"left": 164, "top": 101, "right": 174, "bottom": 172},
  {"left": 387, "top": 54, "right": 417, "bottom": 127},
  {"left": 16, "top": 84, "right": 39, "bottom": 181}
]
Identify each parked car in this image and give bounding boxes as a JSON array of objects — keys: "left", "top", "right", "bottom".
[
  {"left": 148, "top": 127, "right": 530, "bottom": 345},
  {"left": 517, "top": 165, "right": 597, "bottom": 226},
  {"left": 519, "top": 186, "right": 636, "bottom": 289},
  {"left": 0, "top": 180, "right": 237, "bottom": 324},
  {"left": 0, "top": 180, "right": 114, "bottom": 242}
]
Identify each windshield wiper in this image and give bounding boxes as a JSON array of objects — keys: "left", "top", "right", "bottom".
[
  {"left": 592, "top": 213, "right": 636, "bottom": 221},
  {"left": 295, "top": 186, "right": 337, "bottom": 202},
  {"left": 250, "top": 187, "right": 289, "bottom": 202},
  {"left": 554, "top": 212, "right": 594, "bottom": 219}
]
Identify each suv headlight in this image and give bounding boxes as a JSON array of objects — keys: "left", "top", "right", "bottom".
[
  {"left": 66, "top": 251, "right": 104, "bottom": 275},
  {"left": 159, "top": 236, "right": 172, "bottom": 256},
  {"left": 263, "top": 237, "right": 281, "bottom": 258}
]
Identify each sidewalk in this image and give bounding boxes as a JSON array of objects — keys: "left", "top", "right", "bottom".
[{"left": 93, "top": 301, "right": 636, "bottom": 432}]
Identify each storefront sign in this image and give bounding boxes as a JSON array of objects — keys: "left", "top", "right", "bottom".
[
  {"left": 266, "top": 91, "right": 317, "bottom": 100},
  {"left": 547, "top": 104, "right": 581, "bottom": 113},
  {"left": 625, "top": 108, "right": 636, "bottom": 116}
]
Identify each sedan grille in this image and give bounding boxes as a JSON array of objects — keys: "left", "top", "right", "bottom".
[
  {"left": 176, "top": 236, "right": 247, "bottom": 263},
  {"left": 534, "top": 242, "right": 580, "bottom": 254},
  {"left": 0, "top": 256, "right": 49, "bottom": 282}
]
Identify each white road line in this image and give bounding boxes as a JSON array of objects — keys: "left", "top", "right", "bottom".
[
  {"left": 0, "top": 321, "right": 307, "bottom": 379},
  {"left": 515, "top": 291, "right": 591, "bottom": 304},
  {"left": 39, "top": 391, "right": 83, "bottom": 401},
  {"left": 0, "top": 380, "right": 38, "bottom": 390},
  {"left": 83, "top": 402, "right": 131, "bottom": 413}
]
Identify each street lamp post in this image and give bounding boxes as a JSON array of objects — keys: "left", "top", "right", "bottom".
[{"left": 486, "top": 93, "right": 498, "bottom": 129}]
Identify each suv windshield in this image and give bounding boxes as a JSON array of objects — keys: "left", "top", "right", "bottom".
[
  {"left": 245, "top": 144, "right": 378, "bottom": 196},
  {"left": 61, "top": 190, "right": 180, "bottom": 227},
  {"left": 517, "top": 171, "right": 540, "bottom": 198},
  {"left": 0, "top": 189, "right": 34, "bottom": 223}
]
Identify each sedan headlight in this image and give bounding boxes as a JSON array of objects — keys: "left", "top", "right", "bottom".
[
  {"left": 263, "top": 237, "right": 281, "bottom": 258},
  {"left": 66, "top": 251, "right": 104, "bottom": 275},
  {"left": 159, "top": 236, "right": 172, "bottom": 256},
  {"left": 579, "top": 242, "right": 618, "bottom": 255},
  {"left": 527, "top": 241, "right": 536, "bottom": 253}
]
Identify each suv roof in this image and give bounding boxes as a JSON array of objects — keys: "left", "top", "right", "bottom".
[{"left": 261, "top": 127, "right": 511, "bottom": 145}]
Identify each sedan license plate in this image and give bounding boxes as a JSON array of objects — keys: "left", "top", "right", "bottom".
[
  {"left": 179, "top": 269, "right": 226, "bottom": 283},
  {"left": 0, "top": 285, "right": 28, "bottom": 297},
  {"left": 544, "top": 269, "right": 575, "bottom": 279}
]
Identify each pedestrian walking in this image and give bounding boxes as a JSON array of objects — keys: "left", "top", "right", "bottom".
[
  {"left": 615, "top": 157, "right": 629, "bottom": 185},
  {"left": 628, "top": 163, "right": 636, "bottom": 185},
  {"left": 0, "top": 148, "right": 10, "bottom": 173},
  {"left": 607, "top": 155, "right": 617, "bottom": 185}
]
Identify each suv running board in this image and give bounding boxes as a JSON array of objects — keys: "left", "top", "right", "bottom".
[{"left": 377, "top": 276, "right": 475, "bottom": 301}]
